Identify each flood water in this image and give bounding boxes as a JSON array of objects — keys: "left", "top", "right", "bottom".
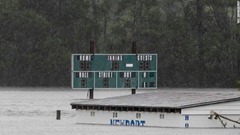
[{"left": 0, "top": 87, "right": 239, "bottom": 135}]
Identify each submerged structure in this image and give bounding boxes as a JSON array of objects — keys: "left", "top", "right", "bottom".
[
  {"left": 71, "top": 42, "right": 240, "bottom": 128},
  {"left": 71, "top": 90, "right": 240, "bottom": 128}
]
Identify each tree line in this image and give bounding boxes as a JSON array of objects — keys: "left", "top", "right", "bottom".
[{"left": 0, "top": 0, "right": 239, "bottom": 87}]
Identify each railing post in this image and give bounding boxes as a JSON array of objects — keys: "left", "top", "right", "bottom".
[
  {"left": 89, "top": 88, "right": 94, "bottom": 99},
  {"left": 56, "top": 110, "right": 61, "bottom": 120}
]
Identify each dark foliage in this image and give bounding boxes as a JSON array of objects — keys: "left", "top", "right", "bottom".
[{"left": 0, "top": 0, "right": 239, "bottom": 87}]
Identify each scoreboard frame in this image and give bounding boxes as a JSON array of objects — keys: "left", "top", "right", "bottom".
[{"left": 71, "top": 54, "right": 157, "bottom": 89}]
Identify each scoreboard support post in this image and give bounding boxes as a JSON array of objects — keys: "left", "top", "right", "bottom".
[
  {"left": 89, "top": 41, "right": 95, "bottom": 99},
  {"left": 131, "top": 89, "right": 136, "bottom": 94},
  {"left": 132, "top": 41, "right": 137, "bottom": 95},
  {"left": 89, "top": 88, "right": 94, "bottom": 99}
]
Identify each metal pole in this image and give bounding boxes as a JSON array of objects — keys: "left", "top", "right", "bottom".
[
  {"left": 132, "top": 89, "right": 136, "bottom": 94},
  {"left": 89, "top": 41, "right": 95, "bottom": 99},
  {"left": 132, "top": 41, "right": 137, "bottom": 54},
  {"left": 90, "top": 40, "right": 96, "bottom": 54},
  {"left": 132, "top": 41, "right": 137, "bottom": 94},
  {"left": 89, "top": 88, "right": 94, "bottom": 99},
  {"left": 237, "top": 1, "right": 240, "bottom": 85},
  {"left": 56, "top": 110, "right": 61, "bottom": 120}
]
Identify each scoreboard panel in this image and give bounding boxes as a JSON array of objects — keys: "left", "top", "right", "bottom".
[{"left": 71, "top": 54, "right": 157, "bottom": 89}]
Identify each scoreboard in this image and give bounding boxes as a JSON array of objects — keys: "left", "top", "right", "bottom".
[{"left": 71, "top": 54, "right": 157, "bottom": 89}]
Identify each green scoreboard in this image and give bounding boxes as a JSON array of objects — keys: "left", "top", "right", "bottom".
[{"left": 71, "top": 54, "right": 157, "bottom": 89}]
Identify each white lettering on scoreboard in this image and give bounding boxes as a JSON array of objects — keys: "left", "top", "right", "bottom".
[
  {"left": 143, "top": 72, "right": 147, "bottom": 78},
  {"left": 120, "top": 72, "right": 135, "bottom": 78},
  {"left": 99, "top": 72, "right": 114, "bottom": 78},
  {"left": 137, "top": 55, "right": 152, "bottom": 61},
  {"left": 78, "top": 72, "right": 89, "bottom": 78},
  {"left": 124, "top": 72, "right": 131, "bottom": 78},
  {"left": 108, "top": 55, "right": 123, "bottom": 61},
  {"left": 78, "top": 55, "right": 91, "bottom": 61}
]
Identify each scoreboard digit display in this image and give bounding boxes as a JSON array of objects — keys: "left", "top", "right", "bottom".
[{"left": 71, "top": 54, "right": 157, "bottom": 89}]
